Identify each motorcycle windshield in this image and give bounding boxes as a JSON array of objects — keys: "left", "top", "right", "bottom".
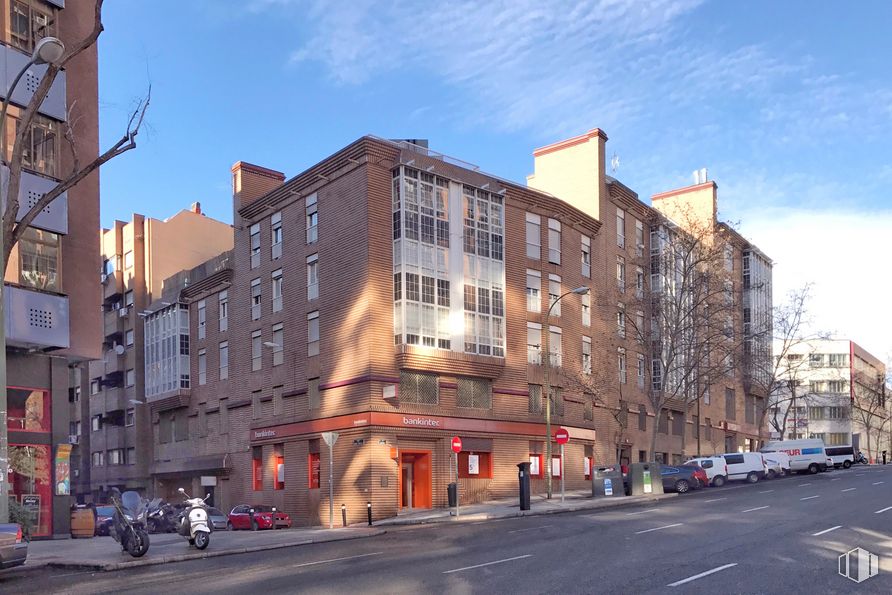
[{"left": 121, "top": 491, "right": 144, "bottom": 515}]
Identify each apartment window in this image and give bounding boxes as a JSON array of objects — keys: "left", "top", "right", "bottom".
[
  {"left": 809, "top": 353, "right": 824, "bottom": 367},
  {"left": 658, "top": 411, "right": 669, "bottom": 434},
  {"left": 308, "top": 377, "right": 320, "bottom": 409},
  {"left": 198, "top": 349, "right": 207, "bottom": 385},
  {"left": 18, "top": 227, "right": 60, "bottom": 292},
  {"left": 582, "top": 337, "right": 592, "bottom": 375},
  {"left": 274, "top": 445, "right": 285, "bottom": 490},
  {"left": 126, "top": 408, "right": 135, "bottom": 427},
  {"left": 828, "top": 432, "right": 848, "bottom": 446},
  {"left": 548, "top": 387, "right": 564, "bottom": 417},
  {"left": 9, "top": 0, "right": 58, "bottom": 53},
  {"left": 250, "top": 223, "right": 261, "bottom": 269},
  {"left": 90, "top": 378, "right": 100, "bottom": 395},
  {"left": 547, "top": 218, "right": 561, "bottom": 264},
  {"left": 218, "top": 290, "right": 228, "bottom": 332},
  {"left": 456, "top": 377, "right": 492, "bottom": 409},
  {"left": 526, "top": 270, "right": 541, "bottom": 313},
  {"left": 271, "top": 211, "right": 283, "bottom": 259},
  {"left": 252, "top": 447, "right": 263, "bottom": 491},
  {"left": 399, "top": 370, "right": 439, "bottom": 405},
  {"left": 307, "top": 254, "right": 319, "bottom": 300},
  {"left": 809, "top": 381, "right": 825, "bottom": 394},
  {"left": 548, "top": 274, "right": 561, "bottom": 317},
  {"left": 306, "top": 193, "right": 318, "bottom": 245},
  {"left": 705, "top": 417, "right": 712, "bottom": 440},
  {"left": 308, "top": 311, "right": 320, "bottom": 356},
  {"left": 808, "top": 406, "right": 825, "bottom": 420},
  {"left": 197, "top": 300, "right": 206, "bottom": 339},
  {"left": 652, "top": 359, "right": 662, "bottom": 391},
  {"left": 125, "top": 329, "right": 134, "bottom": 346},
  {"left": 525, "top": 212, "right": 541, "bottom": 259},
  {"left": 251, "top": 330, "right": 262, "bottom": 371},
  {"left": 122, "top": 249, "right": 133, "bottom": 270},
  {"left": 581, "top": 292, "right": 591, "bottom": 327},
  {"left": 671, "top": 411, "right": 684, "bottom": 436},
  {"left": 252, "top": 390, "right": 262, "bottom": 419},
  {"left": 92, "top": 452, "right": 104, "bottom": 467},
  {"left": 249, "top": 278, "right": 261, "bottom": 321},
  {"left": 638, "top": 405, "right": 647, "bottom": 431},
  {"left": 617, "top": 304, "right": 626, "bottom": 339},
  {"left": 581, "top": 235, "right": 591, "bottom": 278},
  {"left": 828, "top": 353, "right": 848, "bottom": 367},
  {"left": 124, "top": 290, "right": 134, "bottom": 307},
  {"left": 272, "top": 323, "right": 284, "bottom": 366},
  {"left": 15, "top": 109, "right": 60, "bottom": 178},
  {"left": 548, "top": 326, "right": 562, "bottom": 367},
  {"left": 637, "top": 354, "right": 646, "bottom": 388},
  {"left": 272, "top": 269, "right": 283, "bottom": 312},
  {"left": 126, "top": 448, "right": 136, "bottom": 465},
  {"left": 108, "top": 449, "right": 124, "bottom": 466},
  {"left": 584, "top": 398, "right": 594, "bottom": 421},
  {"left": 635, "top": 266, "right": 644, "bottom": 298},
  {"left": 827, "top": 380, "right": 847, "bottom": 393},
  {"left": 125, "top": 368, "right": 135, "bottom": 387},
  {"left": 725, "top": 388, "right": 736, "bottom": 420},
  {"left": 635, "top": 311, "right": 645, "bottom": 342},
  {"left": 616, "top": 208, "right": 625, "bottom": 248},
  {"left": 528, "top": 384, "right": 543, "bottom": 415},
  {"left": 635, "top": 219, "right": 644, "bottom": 256},
  {"left": 618, "top": 349, "right": 627, "bottom": 384},
  {"left": 219, "top": 341, "right": 229, "bottom": 380},
  {"left": 616, "top": 256, "right": 625, "bottom": 292},
  {"left": 745, "top": 394, "right": 755, "bottom": 424},
  {"left": 91, "top": 415, "right": 101, "bottom": 431},
  {"left": 527, "top": 322, "right": 542, "bottom": 365},
  {"left": 828, "top": 406, "right": 847, "bottom": 420}
]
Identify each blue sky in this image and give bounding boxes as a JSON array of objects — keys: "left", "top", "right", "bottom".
[{"left": 97, "top": 0, "right": 892, "bottom": 360}]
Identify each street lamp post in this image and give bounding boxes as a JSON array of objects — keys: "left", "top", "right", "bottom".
[
  {"left": 0, "top": 36, "right": 66, "bottom": 524},
  {"left": 544, "top": 286, "right": 590, "bottom": 499}
]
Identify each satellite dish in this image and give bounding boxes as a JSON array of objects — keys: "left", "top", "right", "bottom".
[{"left": 114, "top": 344, "right": 125, "bottom": 356}]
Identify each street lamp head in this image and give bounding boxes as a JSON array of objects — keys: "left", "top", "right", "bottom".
[
  {"left": 33, "top": 37, "right": 65, "bottom": 65},
  {"left": 571, "top": 286, "right": 590, "bottom": 295}
]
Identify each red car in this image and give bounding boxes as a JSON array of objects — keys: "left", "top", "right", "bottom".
[{"left": 227, "top": 505, "right": 292, "bottom": 530}]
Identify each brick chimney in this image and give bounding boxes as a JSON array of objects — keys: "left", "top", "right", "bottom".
[{"left": 231, "top": 161, "right": 286, "bottom": 214}]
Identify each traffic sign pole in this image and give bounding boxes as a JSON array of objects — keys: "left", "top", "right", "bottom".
[
  {"left": 451, "top": 437, "right": 462, "bottom": 518},
  {"left": 322, "top": 432, "right": 339, "bottom": 529},
  {"left": 554, "top": 428, "right": 569, "bottom": 503},
  {"left": 560, "top": 443, "right": 565, "bottom": 503}
]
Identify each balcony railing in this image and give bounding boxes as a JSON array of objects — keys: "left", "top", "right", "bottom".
[
  {"left": 1, "top": 166, "right": 68, "bottom": 234},
  {"left": 3, "top": 284, "right": 68, "bottom": 349}
]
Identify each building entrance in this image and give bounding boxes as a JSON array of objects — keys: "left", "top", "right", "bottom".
[{"left": 398, "top": 451, "right": 432, "bottom": 509}]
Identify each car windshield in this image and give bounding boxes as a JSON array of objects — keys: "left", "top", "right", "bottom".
[
  {"left": 252, "top": 505, "right": 275, "bottom": 512},
  {"left": 96, "top": 506, "right": 115, "bottom": 517}
]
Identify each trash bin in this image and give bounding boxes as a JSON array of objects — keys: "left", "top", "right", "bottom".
[
  {"left": 447, "top": 482, "right": 458, "bottom": 508},
  {"left": 71, "top": 507, "right": 95, "bottom": 538},
  {"left": 592, "top": 467, "right": 624, "bottom": 497},
  {"left": 517, "top": 462, "right": 531, "bottom": 511},
  {"left": 629, "top": 462, "right": 664, "bottom": 496}
]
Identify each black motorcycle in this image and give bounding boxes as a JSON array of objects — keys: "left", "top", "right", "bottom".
[
  {"left": 147, "top": 498, "right": 177, "bottom": 534},
  {"left": 110, "top": 490, "right": 150, "bottom": 557}
]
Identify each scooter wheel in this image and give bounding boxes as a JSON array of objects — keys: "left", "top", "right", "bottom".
[{"left": 194, "top": 531, "right": 210, "bottom": 550}]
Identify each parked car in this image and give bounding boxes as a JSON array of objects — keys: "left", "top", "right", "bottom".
[
  {"left": 95, "top": 505, "right": 116, "bottom": 536},
  {"left": 0, "top": 523, "right": 28, "bottom": 570},
  {"left": 760, "top": 439, "right": 830, "bottom": 474},
  {"left": 228, "top": 505, "right": 292, "bottom": 530},
  {"left": 720, "top": 452, "right": 767, "bottom": 483},
  {"left": 207, "top": 507, "right": 229, "bottom": 531},
  {"left": 762, "top": 451, "right": 791, "bottom": 478},
  {"left": 660, "top": 465, "right": 707, "bottom": 493},
  {"left": 684, "top": 456, "right": 729, "bottom": 486},
  {"left": 826, "top": 446, "right": 855, "bottom": 469}
]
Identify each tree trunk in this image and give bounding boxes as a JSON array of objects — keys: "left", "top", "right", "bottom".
[{"left": 649, "top": 406, "right": 662, "bottom": 462}]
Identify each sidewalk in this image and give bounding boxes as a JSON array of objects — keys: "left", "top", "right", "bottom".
[
  {"left": 21, "top": 526, "right": 384, "bottom": 572},
  {"left": 373, "top": 489, "right": 676, "bottom": 526}
]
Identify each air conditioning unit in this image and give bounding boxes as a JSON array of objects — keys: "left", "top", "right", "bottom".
[
  {"left": 101, "top": 272, "right": 108, "bottom": 284},
  {"left": 118, "top": 306, "right": 129, "bottom": 318},
  {"left": 69, "top": 434, "right": 79, "bottom": 444}
]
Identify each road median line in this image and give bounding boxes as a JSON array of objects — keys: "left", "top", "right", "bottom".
[
  {"left": 443, "top": 554, "right": 532, "bottom": 574},
  {"left": 668, "top": 563, "right": 737, "bottom": 587}
]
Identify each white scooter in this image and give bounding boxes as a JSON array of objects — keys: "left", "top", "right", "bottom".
[{"left": 176, "top": 487, "right": 211, "bottom": 550}]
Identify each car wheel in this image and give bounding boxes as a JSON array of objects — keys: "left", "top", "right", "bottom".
[
  {"left": 675, "top": 479, "right": 690, "bottom": 493},
  {"left": 712, "top": 475, "right": 726, "bottom": 487},
  {"left": 843, "top": 460, "right": 851, "bottom": 469},
  {"left": 767, "top": 469, "right": 776, "bottom": 480},
  {"left": 226, "top": 522, "right": 233, "bottom": 531},
  {"left": 746, "top": 472, "right": 759, "bottom": 483},
  {"left": 808, "top": 463, "right": 819, "bottom": 474}
]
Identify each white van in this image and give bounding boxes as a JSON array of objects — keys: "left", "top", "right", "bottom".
[
  {"left": 719, "top": 452, "right": 767, "bottom": 483},
  {"left": 684, "top": 456, "right": 729, "bottom": 487},
  {"left": 825, "top": 445, "right": 856, "bottom": 469},
  {"left": 761, "top": 451, "right": 791, "bottom": 478},
  {"left": 760, "top": 439, "right": 829, "bottom": 474}
]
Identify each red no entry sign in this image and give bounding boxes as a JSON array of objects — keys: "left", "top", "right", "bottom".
[
  {"left": 451, "top": 436, "right": 463, "bottom": 453},
  {"left": 554, "top": 428, "right": 570, "bottom": 445}
]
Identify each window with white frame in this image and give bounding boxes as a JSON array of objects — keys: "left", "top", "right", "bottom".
[
  {"left": 308, "top": 311, "right": 320, "bottom": 356},
  {"left": 527, "top": 322, "right": 541, "bottom": 365},
  {"left": 108, "top": 449, "right": 124, "bottom": 465},
  {"left": 124, "top": 290, "right": 134, "bottom": 307},
  {"left": 124, "top": 250, "right": 133, "bottom": 270},
  {"left": 547, "top": 218, "right": 561, "bottom": 264},
  {"left": 635, "top": 266, "right": 644, "bottom": 298},
  {"left": 581, "top": 291, "right": 591, "bottom": 327},
  {"left": 197, "top": 300, "right": 206, "bottom": 339},
  {"left": 549, "top": 325, "right": 562, "bottom": 367},
  {"left": 617, "top": 304, "right": 626, "bottom": 338},
  {"left": 90, "top": 378, "right": 100, "bottom": 395},
  {"left": 271, "top": 211, "right": 282, "bottom": 259},
  {"left": 307, "top": 254, "right": 319, "bottom": 300},
  {"left": 198, "top": 349, "right": 206, "bottom": 385},
  {"left": 92, "top": 451, "right": 104, "bottom": 467},
  {"left": 582, "top": 336, "right": 592, "bottom": 374},
  {"left": 526, "top": 270, "right": 541, "bottom": 313},
  {"left": 125, "top": 408, "right": 135, "bottom": 427},
  {"left": 635, "top": 311, "right": 645, "bottom": 342},
  {"left": 616, "top": 208, "right": 625, "bottom": 248},
  {"left": 635, "top": 219, "right": 644, "bottom": 256},
  {"left": 616, "top": 255, "right": 625, "bottom": 292},
  {"left": 249, "top": 223, "right": 261, "bottom": 268},
  {"left": 272, "top": 269, "right": 283, "bottom": 312},
  {"left": 218, "top": 290, "right": 228, "bottom": 332},
  {"left": 251, "top": 330, "right": 262, "bottom": 371},
  {"left": 581, "top": 235, "right": 591, "bottom": 278},
  {"left": 526, "top": 212, "right": 541, "bottom": 259},
  {"left": 125, "top": 368, "right": 135, "bottom": 387},
  {"left": 91, "top": 415, "right": 101, "bottom": 431},
  {"left": 125, "top": 329, "right": 134, "bottom": 346},
  {"left": 637, "top": 353, "right": 646, "bottom": 388},
  {"left": 549, "top": 274, "right": 561, "bottom": 317},
  {"left": 618, "top": 349, "right": 627, "bottom": 384},
  {"left": 272, "top": 323, "right": 284, "bottom": 366},
  {"left": 652, "top": 359, "right": 662, "bottom": 390},
  {"left": 219, "top": 341, "right": 228, "bottom": 380},
  {"left": 251, "top": 278, "right": 261, "bottom": 320},
  {"left": 306, "top": 193, "right": 318, "bottom": 244}
]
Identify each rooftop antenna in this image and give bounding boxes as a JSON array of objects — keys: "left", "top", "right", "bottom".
[{"left": 610, "top": 153, "right": 620, "bottom": 174}]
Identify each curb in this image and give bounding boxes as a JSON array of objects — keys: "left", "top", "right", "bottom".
[{"left": 25, "top": 529, "right": 387, "bottom": 573}]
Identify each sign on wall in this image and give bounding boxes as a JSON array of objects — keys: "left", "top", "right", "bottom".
[
  {"left": 467, "top": 454, "right": 479, "bottom": 475},
  {"left": 55, "top": 444, "right": 71, "bottom": 496}
]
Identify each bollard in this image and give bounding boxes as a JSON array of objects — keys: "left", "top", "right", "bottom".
[
  {"left": 272, "top": 507, "right": 278, "bottom": 530},
  {"left": 367, "top": 501, "right": 373, "bottom": 526},
  {"left": 341, "top": 504, "right": 347, "bottom": 527}
]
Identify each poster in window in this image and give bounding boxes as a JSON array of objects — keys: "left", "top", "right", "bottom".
[
  {"left": 529, "top": 455, "right": 540, "bottom": 477},
  {"left": 55, "top": 444, "right": 71, "bottom": 495},
  {"left": 584, "top": 456, "right": 591, "bottom": 477},
  {"left": 552, "top": 457, "right": 561, "bottom": 478},
  {"left": 467, "top": 454, "right": 480, "bottom": 475}
]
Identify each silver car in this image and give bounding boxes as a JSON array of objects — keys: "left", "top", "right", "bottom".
[
  {"left": 0, "top": 524, "right": 28, "bottom": 570},
  {"left": 207, "top": 507, "right": 228, "bottom": 531}
]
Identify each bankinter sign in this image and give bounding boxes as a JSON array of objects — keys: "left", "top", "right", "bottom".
[{"left": 402, "top": 416, "right": 441, "bottom": 428}]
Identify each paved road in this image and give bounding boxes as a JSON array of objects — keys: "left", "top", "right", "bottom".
[{"left": 4, "top": 465, "right": 891, "bottom": 594}]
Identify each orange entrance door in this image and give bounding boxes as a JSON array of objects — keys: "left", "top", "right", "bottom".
[{"left": 399, "top": 451, "right": 432, "bottom": 509}]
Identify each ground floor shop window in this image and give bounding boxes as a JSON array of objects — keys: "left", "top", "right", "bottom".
[
  {"left": 252, "top": 447, "right": 262, "bottom": 491},
  {"left": 552, "top": 455, "right": 562, "bottom": 479},
  {"left": 8, "top": 444, "right": 52, "bottom": 537},
  {"left": 458, "top": 452, "right": 492, "bottom": 479},
  {"left": 308, "top": 452, "right": 320, "bottom": 489},
  {"left": 529, "top": 454, "right": 543, "bottom": 478},
  {"left": 275, "top": 446, "right": 284, "bottom": 490},
  {"left": 7, "top": 387, "right": 50, "bottom": 432}
]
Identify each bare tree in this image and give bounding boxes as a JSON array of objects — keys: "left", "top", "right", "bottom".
[
  {"left": 2, "top": 0, "right": 150, "bottom": 268},
  {"left": 851, "top": 371, "right": 890, "bottom": 463}
]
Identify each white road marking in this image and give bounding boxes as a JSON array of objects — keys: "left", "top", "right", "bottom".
[
  {"left": 508, "top": 525, "right": 552, "bottom": 534},
  {"left": 812, "top": 525, "right": 842, "bottom": 536},
  {"left": 443, "top": 554, "right": 532, "bottom": 574},
  {"left": 703, "top": 498, "right": 727, "bottom": 503},
  {"left": 855, "top": 473, "right": 865, "bottom": 476},
  {"left": 875, "top": 506, "right": 892, "bottom": 514},
  {"left": 873, "top": 481, "right": 884, "bottom": 485},
  {"left": 291, "top": 552, "right": 384, "bottom": 568},
  {"left": 799, "top": 483, "right": 812, "bottom": 486},
  {"left": 625, "top": 508, "right": 658, "bottom": 516},
  {"left": 831, "top": 478, "right": 842, "bottom": 481},
  {"left": 668, "top": 563, "right": 738, "bottom": 587},
  {"left": 801, "top": 495, "right": 820, "bottom": 501},
  {"left": 635, "top": 523, "right": 683, "bottom": 535},
  {"left": 742, "top": 506, "right": 769, "bottom": 513},
  {"left": 758, "top": 490, "right": 774, "bottom": 494},
  {"left": 841, "top": 488, "right": 857, "bottom": 492}
]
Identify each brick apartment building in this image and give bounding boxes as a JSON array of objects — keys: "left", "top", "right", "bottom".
[
  {"left": 3, "top": 0, "right": 100, "bottom": 537},
  {"left": 141, "top": 130, "right": 773, "bottom": 525},
  {"left": 74, "top": 206, "right": 232, "bottom": 501}
]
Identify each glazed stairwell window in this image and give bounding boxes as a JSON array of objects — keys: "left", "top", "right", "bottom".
[
  {"left": 197, "top": 300, "right": 206, "bottom": 339},
  {"left": 219, "top": 341, "right": 229, "bottom": 380},
  {"left": 18, "top": 227, "right": 60, "bottom": 292},
  {"left": 525, "top": 213, "right": 541, "bottom": 259},
  {"left": 306, "top": 193, "right": 318, "bottom": 244},
  {"left": 581, "top": 235, "right": 591, "bottom": 278},
  {"left": 547, "top": 218, "right": 561, "bottom": 264},
  {"left": 271, "top": 211, "right": 283, "bottom": 259},
  {"left": 307, "top": 311, "right": 320, "bottom": 356},
  {"left": 251, "top": 278, "right": 261, "bottom": 320},
  {"left": 307, "top": 254, "right": 319, "bottom": 300},
  {"left": 271, "top": 269, "right": 283, "bottom": 312},
  {"left": 8, "top": 0, "right": 58, "bottom": 53},
  {"left": 218, "top": 290, "right": 228, "bottom": 332},
  {"left": 4, "top": 106, "right": 59, "bottom": 178},
  {"left": 249, "top": 223, "right": 261, "bottom": 269}
]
